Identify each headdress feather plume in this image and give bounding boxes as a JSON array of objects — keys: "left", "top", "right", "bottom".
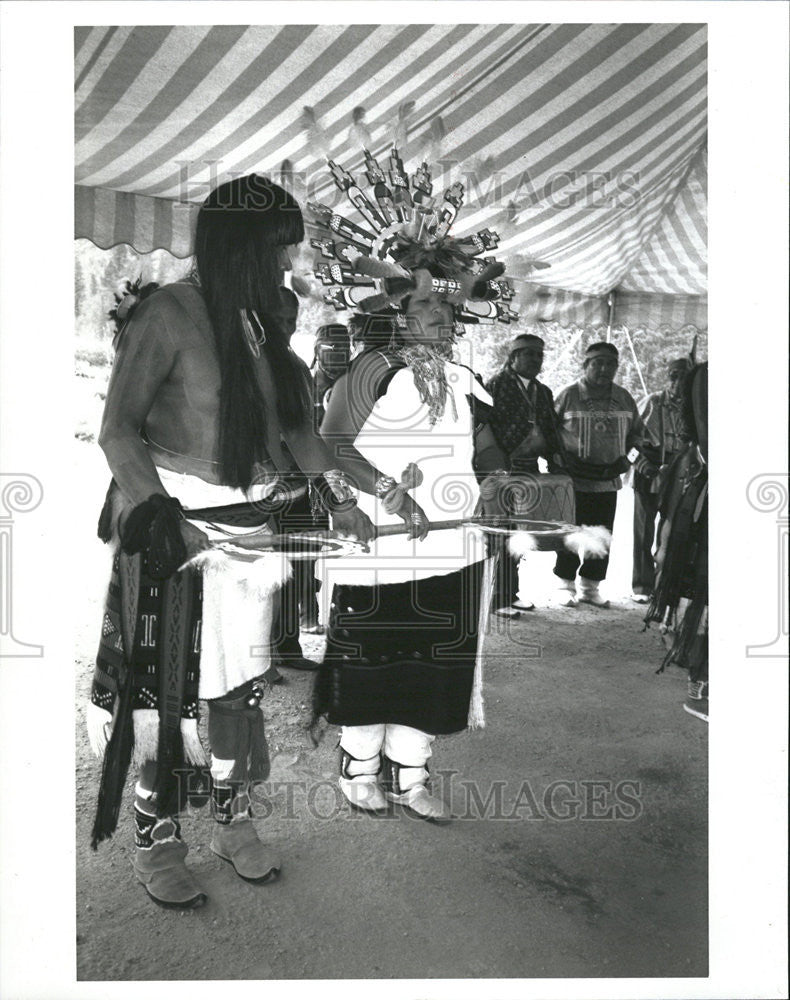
[{"left": 308, "top": 147, "right": 541, "bottom": 328}]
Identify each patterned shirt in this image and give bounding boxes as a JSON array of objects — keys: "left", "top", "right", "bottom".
[
  {"left": 554, "top": 379, "right": 644, "bottom": 492},
  {"left": 485, "top": 365, "right": 563, "bottom": 471},
  {"left": 636, "top": 389, "right": 687, "bottom": 493}
]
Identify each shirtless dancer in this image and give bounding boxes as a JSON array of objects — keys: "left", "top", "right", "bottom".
[{"left": 88, "top": 176, "right": 425, "bottom": 908}]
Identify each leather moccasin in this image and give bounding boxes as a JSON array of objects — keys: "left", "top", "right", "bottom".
[
  {"left": 338, "top": 775, "right": 389, "bottom": 814},
  {"left": 210, "top": 819, "right": 280, "bottom": 884},
  {"left": 133, "top": 839, "right": 207, "bottom": 909},
  {"left": 386, "top": 784, "right": 453, "bottom": 824}
]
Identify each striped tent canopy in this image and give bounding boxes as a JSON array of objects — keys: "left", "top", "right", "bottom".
[{"left": 75, "top": 22, "right": 707, "bottom": 331}]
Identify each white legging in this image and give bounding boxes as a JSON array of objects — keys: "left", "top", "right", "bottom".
[{"left": 340, "top": 724, "right": 434, "bottom": 790}]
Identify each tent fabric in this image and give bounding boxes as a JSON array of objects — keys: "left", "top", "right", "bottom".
[
  {"left": 619, "top": 147, "right": 707, "bottom": 295},
  {"left": 614, "top": 291, "right": 707, "bottom": 331},
  {"left": 519, "top": 286, "right": 609, "bottom": 328},
  {"left": 75, "top": 22, "right": 707, "bottom": 330},
  {"left": 74, "top": 185, "right": 199, "bottom": 258}
]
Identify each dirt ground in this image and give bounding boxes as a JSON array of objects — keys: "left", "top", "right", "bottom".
[{"left": 74, "top": 438, "right": 707, "bottom": 982}]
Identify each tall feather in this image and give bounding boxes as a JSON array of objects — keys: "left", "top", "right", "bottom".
[
  {"left": 301, "top": 105, "right": 330, "bottom": 160},
  {"left": 426, "top": 114, "right": 446, "bottom": 163},
  {"left": 469, "top": 154, "right": 496, "bottom": 184},
  {"left": 349, "top": 106, "right": 372, "bottom": 150},
  {"left": 393, "top": 100, "right": 415, "bottom": 150}
]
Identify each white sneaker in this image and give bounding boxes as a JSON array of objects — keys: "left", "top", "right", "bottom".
[
  {"left": 338, "top": 775, "right": 388, "bottom": 813},
  {"left": 386, "top": 784, "right": 453, "bottom": 824},
  {"left": 630, "top": 592, "right": 649, "bottom": 604}
]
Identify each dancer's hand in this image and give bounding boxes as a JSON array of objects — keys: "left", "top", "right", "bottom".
[
  {"left": 332, "top": 506, "right": 376, "bottom": 544},
  {"left": 479, "top": 470, "right": 510, "bottom": 518},
  {"left": 392, "top": 494, "right": 430, "bottom": 541}
]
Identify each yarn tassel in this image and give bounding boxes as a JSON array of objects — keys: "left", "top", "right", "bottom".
[{"left": 228, "top": 707, "right": 270, "bottom": 783}]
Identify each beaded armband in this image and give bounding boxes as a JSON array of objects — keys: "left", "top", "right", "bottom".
[{"left": 313, "top": 470, "right": 358, "bottom": 513}]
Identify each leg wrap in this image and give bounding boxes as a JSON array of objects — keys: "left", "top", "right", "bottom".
[
  {"left": 339, "top": 748, "right": 381, "bottom": 779},
  {"left": 381, "top": 756, "right": 430, "bottom": 795},
  {"left": 207, "top": 679, "right": 269, "bottom": 784},
  {"left": 211, "top": 782, "right": 251, "bottom": 826},
  {"left": 338, "top": 723, "right": 386, "bottom": 761},
  {"left": 134, "top": 788, "right": 183, "bottom": 850}
]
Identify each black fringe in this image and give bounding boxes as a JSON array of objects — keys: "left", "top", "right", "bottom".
[
  {"left": 97, "top": 479, "right": 117, "bottom": 543},
  {"left": 90, "top": 664, "right": 135, "bottom": 850},
  {"left": 151, "top": 722, "right": 188, "bottom": 818},
  {"left": 120, "top": 494, "right": 186, "bottom": 579}
]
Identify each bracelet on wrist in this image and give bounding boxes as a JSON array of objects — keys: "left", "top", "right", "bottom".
[
  {"left": 313, "top": 471, "right": 358, "bottom": 513},
  {"left": 374, "top": 474, "right": 398, "bottom": 498}
]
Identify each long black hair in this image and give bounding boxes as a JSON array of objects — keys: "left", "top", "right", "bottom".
[{"left": 194, "top": 174, "right": 310, "bottom": 489}]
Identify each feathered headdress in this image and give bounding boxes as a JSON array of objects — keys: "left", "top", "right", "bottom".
[
  {"left": 108, "top": 276, "right": 160, "bottom": 346},
  {"left": 308, "top": 148, "right": 546, "bottom": 332}
]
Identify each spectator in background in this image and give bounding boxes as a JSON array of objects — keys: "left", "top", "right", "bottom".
[
  {"left": 630, "top": 357, "right": 692, "bottom": 603},
  {"left": 485, "top": 333, "right": 566, "bottom": 615},
  {"left": 312, "top": 324, "right": 351, "bottom": 432},
  {"left": 553, "top": 342, "right": 645, "bottom": 607},
  {"left": 645, "top": 362, "right": 708, "bottom": 721}
]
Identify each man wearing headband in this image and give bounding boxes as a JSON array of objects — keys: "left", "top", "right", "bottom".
[
  {"left": 553, "top": 342, "right": 645, "bottom": 607},
  {"left": 312, "top": 324, "right": 352, "bottom": 432},
  {"left": 630, "top": 357, "right": 692, "bottom": 603},
  {"left": 486, "top": 332, "right": 565, "bottom": 614}
]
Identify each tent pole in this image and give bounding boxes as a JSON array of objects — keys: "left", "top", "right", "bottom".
[
  {"left": 622, "top": 324, "right": 648, "bottom": 397},
  {"left": 545, "top": 325, "right": 585, "bottom": 382},
  {"left": 606, "top": 291, "right": 615, "bottom": 342}
]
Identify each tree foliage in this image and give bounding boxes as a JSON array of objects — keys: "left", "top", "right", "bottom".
[{"left": 75, "top": 241, "right": 707, "bottom": 402}]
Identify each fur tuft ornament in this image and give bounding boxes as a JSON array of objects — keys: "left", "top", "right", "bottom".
[
  {"left": 87, "top": 701, "right": 113, "bottom": 759},
  {"left": 563, "top": 524, "right": 612, "bottom": 559},
  {"left": 507, "top": 523, "right": 612, "bottom": 558},
  {"left": 186, "top": 548, "right": 292, "bottom": 597}
]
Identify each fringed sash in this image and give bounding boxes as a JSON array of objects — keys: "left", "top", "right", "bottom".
[{"left": 91, "top": 488, "right": 289, "bottom": 848}]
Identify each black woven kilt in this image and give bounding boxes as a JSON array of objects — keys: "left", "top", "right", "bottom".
[{"left": 314, "top": 560, "right": 485, "bottom": 735}]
